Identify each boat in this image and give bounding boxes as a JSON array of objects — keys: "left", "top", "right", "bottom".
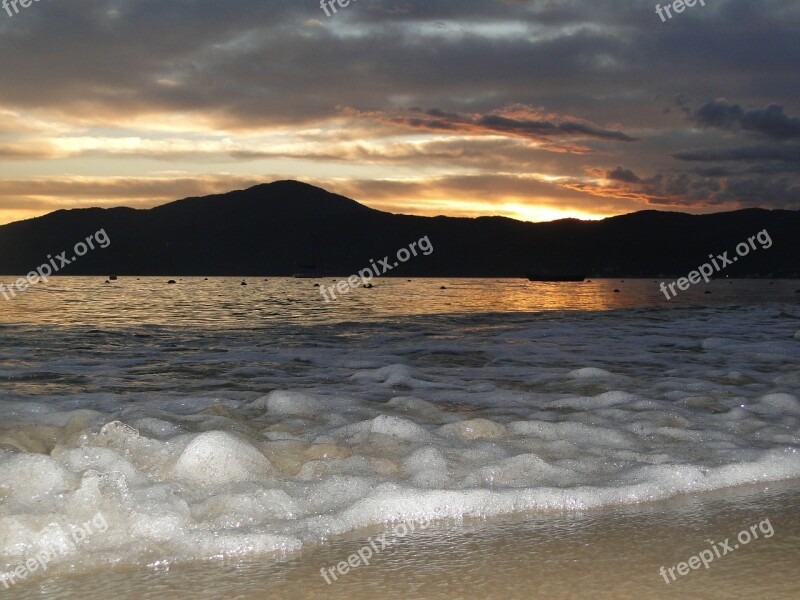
[{"left": 526, "top": 273, "right": 586, "bottom": 282}]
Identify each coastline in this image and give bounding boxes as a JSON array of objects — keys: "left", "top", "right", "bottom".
[{"left": 8, "top": 478, "right": 800, "bottom": 599}]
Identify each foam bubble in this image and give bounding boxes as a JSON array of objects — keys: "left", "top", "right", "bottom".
[
  {"left": 0, "top": 454, "right": 74, "bottom": 503},
  {"left": 167, "top": 432, "right": 272, "bottom": 485},
  {"left": 439, "top": 418, "right": 507, "bottom": 440},
  {"left": 253, "top": 390, "right": 323, "bottom": 418},
  {"left": 568, "top": 367, "right": 615, "bottom": 379}
]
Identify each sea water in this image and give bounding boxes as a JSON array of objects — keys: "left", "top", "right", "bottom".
[{"left": 0, "top": 277, "right": 798, "bottom": 579}]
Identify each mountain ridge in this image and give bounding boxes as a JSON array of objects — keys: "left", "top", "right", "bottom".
[{"left": 0, "top": 181, "right": 797, "bottom": 278}]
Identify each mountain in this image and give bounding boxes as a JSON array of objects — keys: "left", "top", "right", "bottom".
[{"left": 0, "top": 181, "right": 797, "bottom": 277}]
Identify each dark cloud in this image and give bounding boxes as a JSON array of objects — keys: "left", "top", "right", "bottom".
[
  {"left": 3, "top": 0, "right": 796, "bottom": 129},
  {"left": 606, "top": 166, "right": 642, "bottom": 184},
  {"left": 389, "top": 108, "right": 636, "bottom": 143},
  {"left": 478, "top": 114, "right": 636, "bottom": 142},
  {"left": 652, "top": 97, "right": 800, "bottom": 210},
  {"left": 694, "top": 101, "right": 800, "bottom": 140},
  {"left": 578, "top": 166, "right": 799, "bottom": 211},
  {"left": 673, "top": 144, "right": 800, "bottom": 163}
]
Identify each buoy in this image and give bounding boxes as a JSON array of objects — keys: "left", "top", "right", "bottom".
[
  {"left": 167, "top": 280, "right": 176, "bottom": 284},
  {"left": 613, "top": 289, "right": 620, "bottom": 293},
  {"left": 109, "top": 275, "right": 118, "bottom": 281}
]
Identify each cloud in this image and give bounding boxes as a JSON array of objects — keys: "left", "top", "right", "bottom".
[
  {"left": 0, "top": 0, "right": 799, "bottom": 221},
  {"left": 673, "top": 144, "right": 800, "bottom": 164},
  {"left": 606, "top": 166, "right": 642, "bottom": 184},
  {"left": 693, "top": 101, "right": 800, "bottom": 140},
  {"left": 573, "top": 165, "right": 799, "bottom": 211},
  {"left": 372, "top": 105, "right": 637, "bottom": 150}
]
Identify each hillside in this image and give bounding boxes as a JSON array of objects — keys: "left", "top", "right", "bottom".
[{"left": 0, "top": 181, "right": 796, "bottom": 278}]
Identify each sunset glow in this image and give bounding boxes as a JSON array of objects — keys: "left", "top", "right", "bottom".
[{"left": 0, "top": 2, "right": 797, "bottom": 223}]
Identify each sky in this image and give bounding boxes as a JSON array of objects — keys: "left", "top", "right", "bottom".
[{"left": 0, "top": 0, "right": 798, "bottom": 225}]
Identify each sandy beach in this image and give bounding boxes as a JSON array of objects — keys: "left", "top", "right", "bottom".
[{"left": 6, "top": 478, "right": 799, "bottom": 599}]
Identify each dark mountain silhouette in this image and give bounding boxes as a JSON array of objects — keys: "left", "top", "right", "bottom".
[{"left": 0, "top": 180, "right": 797, "bottom": 278}]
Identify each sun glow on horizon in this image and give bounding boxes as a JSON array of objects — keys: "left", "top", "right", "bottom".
[
  {"left": 360, "top": 196, "right": 611, "bottom": 223},
  {"left": 0, "top": 182, "right": 619, "bottom": 226}
]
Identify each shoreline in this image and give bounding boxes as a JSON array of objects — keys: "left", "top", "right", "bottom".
[{"left": 8, "top": 478, "right": 800, "bottom": 599}]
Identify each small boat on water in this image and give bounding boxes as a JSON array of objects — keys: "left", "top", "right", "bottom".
[{"left": 526, "top": 273, "right": 586, "bottom": 282}]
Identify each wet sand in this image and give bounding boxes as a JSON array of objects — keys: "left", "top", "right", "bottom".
[{"left": 8, "top": 479, "right": 800, "bottom": 599}]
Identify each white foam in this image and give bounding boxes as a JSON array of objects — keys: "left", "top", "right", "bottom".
[
  {"left": 567, "top": 367, "right": 615, "bottom": 379},
  {"left": 351, "top": 364, "right": 439, "bottom": 389},
  {"left": 166, "top": 432, "right": 272, "bottom": 485},
  {"left": 0, "top": 454, "right": 75, "bottom": 503},
  {"left": 2, "top": 303, "right": 799, "bottom": 577},
  {"left": 253, "top": 390, "right": 324, "bottom": 418},
  {"left": 438, "top": 418, "right": 507, "bottom": 440}
]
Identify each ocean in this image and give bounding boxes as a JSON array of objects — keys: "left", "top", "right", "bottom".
[{"left": 1, "top": 277, "right": 799, "bottom": 598}]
